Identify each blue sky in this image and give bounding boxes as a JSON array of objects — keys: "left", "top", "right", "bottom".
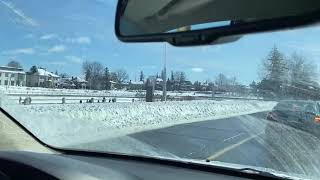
[{"left": 0, "top": 0, "right": 320, "bottom": 85}]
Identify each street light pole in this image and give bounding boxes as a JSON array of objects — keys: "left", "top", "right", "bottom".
[{"left": 162, "top": 43, "right": 167, "bottom": 101}]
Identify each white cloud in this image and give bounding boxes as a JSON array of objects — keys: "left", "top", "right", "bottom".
[
  {"left": 0, "top": 0, "right": 38, "bottom": 26},
  {"left": 41, "top": 34, "right": 58, "bottom": 40},
  {"left": 48, "top": 45, "right": 66, "bottom": 53},
  {"left": 2, "top": 48, "right": 35, "bottom": 55},
  {"left": 65, "top": 55, "right": 83, "bottom": 64},
  {"left": 67, "top": 36, "right": 91, "bottom": 44},
  {"left": 191, "top": 67, "right": 204, "bottom": 73}
]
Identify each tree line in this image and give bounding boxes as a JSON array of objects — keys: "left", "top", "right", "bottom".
[
  {"left": 82, "top": 61, "right": 129, "bottom": 90},
  {"left": 251, "top": 46, "right": 319, "bottom": 100},
  {"left": 9, "top": 47, "right": 317, "bottom": 100},
  {"left": 4, "top": 60, "right": 248, "bottom": 94}
]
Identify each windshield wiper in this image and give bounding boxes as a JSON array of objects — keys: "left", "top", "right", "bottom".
[
  {"left": 204, "top": 159, "right": 301, "bottom": 180},
  {"left": 239, "top": 168, "right": 296, "bottom": 180}
]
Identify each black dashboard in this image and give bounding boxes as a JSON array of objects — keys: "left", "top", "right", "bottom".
[{"left": 0, "top": 151, "right": 285, "bottom": 180}]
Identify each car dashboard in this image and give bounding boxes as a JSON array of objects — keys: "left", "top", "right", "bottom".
[{"left": 0, "top": 150, "right": 277, "bottom": 180}]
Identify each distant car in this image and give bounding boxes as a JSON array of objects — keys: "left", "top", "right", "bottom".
[{"left": 266, "top": 100, "right": 320, "bottom": 136}]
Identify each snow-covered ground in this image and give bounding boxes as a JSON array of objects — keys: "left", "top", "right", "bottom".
[
  {"left": 2, "top": 98, "right": 276, "bottom": 149},
  {"left": 0, "top": 86, "right": 139, "bottom": 97},
  {"left": 0, "top": 86, "right": 267, "bottom": 157},
  {"left": 1, "top": 86, "right": 259, "bottom": 100}
]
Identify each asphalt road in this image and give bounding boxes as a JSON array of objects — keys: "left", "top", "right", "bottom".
[
  {"left": 71, "top": 110, "right": 320, "bottom": 178},
  {"left": 129, "top": 112, "right": 320, "bottom": 178}
]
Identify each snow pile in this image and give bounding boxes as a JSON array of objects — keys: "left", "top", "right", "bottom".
[{"left": 3, "top": 99, "right": 276, "bottom": 147}]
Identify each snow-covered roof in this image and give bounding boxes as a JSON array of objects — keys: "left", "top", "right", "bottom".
[
  {"left": 0, "top": 66, "right": 25, "bottom": 74},
  {"left": 37, "top": 68, "right": 60, "bottom": 78},
  {"left": 74, "top": 77, "right": 87, "bottom": 83},
  {"left": 156, "top": 78, "right": 163, "bottom": 82},
  {"left": 0, "top": 70, "right": 25, "bottom": 74},
  {"left": 0, "top": 66, "right": 23, "bottom": 71},
  {"left": 60, "top": 77, "right": 72, "bottom": 81}
]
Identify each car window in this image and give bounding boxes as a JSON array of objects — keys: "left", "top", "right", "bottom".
[
  {"left": 304, "top": 103, "right": 316, "bottom": 113},
  {"left": 1, "top": 1, "right": 320, "bottom": 180},
  {"left": 274, "top": 102, "right": 291, "bottom": 110}
]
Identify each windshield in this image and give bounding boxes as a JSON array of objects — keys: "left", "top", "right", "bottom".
[{"left": 1, "top": 1, "right": 320, "bottom": 179}]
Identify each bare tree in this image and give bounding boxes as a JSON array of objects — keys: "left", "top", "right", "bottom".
[
  {"left": 215, "top": 73, "right": 228, "bottom": 91},
  {"left": 83, "top": 61, "right": 93, "bottom": 88},
  {"left": 284, "top": 52, "right": 319, "bottom": 98},
  {"left": 173, "top": 72, "right": 181, "bottom": 82},
  {"left": 115, "top": 69, "right": 129, "bottom": 83},
  {"left": 289, "top": 52, "right": 317, "bottom": 85},
  {"left": 110, "top": 72, "right": 118, "bottom": 82},
  {"left": 82, "top": 61, "right": 104, "bottom": 89},
  {"left": 229, "top": 76, "right": 237, "bottom": 95}
]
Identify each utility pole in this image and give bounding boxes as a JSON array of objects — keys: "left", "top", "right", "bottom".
[{"left": 162, "top": 43, "right": 167, "bottom": 101}]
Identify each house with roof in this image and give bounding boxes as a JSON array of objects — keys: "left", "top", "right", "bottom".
[
  {"left": 0, "top": 66, "right": 26, "bottom": 86},
  {"left": 128, "top": 80, "right": 144, "bottom": 90},
  {"left": 58, "top": 76, "right": 87, "bottom": 89},
  {"left": 72, "top": 77, "right": 87, "bottom": 89},
  {"left": 26, "top": 68, "right": 60, "bottom": 88}
]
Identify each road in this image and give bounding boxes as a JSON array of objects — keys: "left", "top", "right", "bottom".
[
  {"left": 128, "top": 112, "right": 320, "bottom": 177},
  {"left": 69, "top": 110, "right": 320, "bottom": 178}
]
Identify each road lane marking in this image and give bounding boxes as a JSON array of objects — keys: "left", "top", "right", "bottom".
[
  {"left": 223, "top": 133, "right": 244, "bottom": 142},
  {"left": 206, "top": 132, "right": 263, "bottom": 161}
]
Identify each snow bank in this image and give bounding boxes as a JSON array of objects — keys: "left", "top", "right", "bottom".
[{"left": 3, "top": 99, "right": 276, "bottom": 147}]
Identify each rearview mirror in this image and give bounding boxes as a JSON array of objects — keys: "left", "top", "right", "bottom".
[{"left": 115, "top": 0, "right": 320, "bottom": 46}]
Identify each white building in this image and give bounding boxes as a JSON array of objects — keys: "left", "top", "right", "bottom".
[
  {"left": 26, "top": 68, "right": 60, "bottom": 88},
  {"left": 0, "top": 66, "right": 26, "bottom": 86}
]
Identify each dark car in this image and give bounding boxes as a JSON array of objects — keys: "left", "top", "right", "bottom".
[{"left": 266, "top": 100, "right": 320, "bottom": 136}]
